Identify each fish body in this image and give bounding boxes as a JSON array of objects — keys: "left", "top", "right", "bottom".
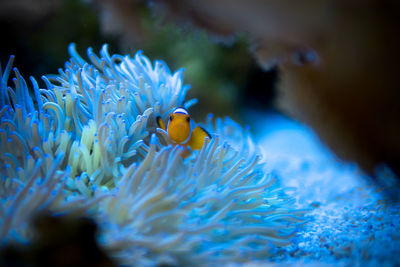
[{"left": 157, "top": 108, "right": 211, "bottom": 150}]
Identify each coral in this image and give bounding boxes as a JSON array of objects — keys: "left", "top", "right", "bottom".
[{"left": 0, "top": 44, "right": 306, "bottom": 265}]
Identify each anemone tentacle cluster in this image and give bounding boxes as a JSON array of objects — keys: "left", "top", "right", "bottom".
[{"left": 0, "top": 44, "right": 306, "bottom": 265}]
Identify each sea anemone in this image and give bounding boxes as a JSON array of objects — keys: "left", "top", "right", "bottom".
[{"left": 0, "top": 44, "right": 306, "bottom": 265}]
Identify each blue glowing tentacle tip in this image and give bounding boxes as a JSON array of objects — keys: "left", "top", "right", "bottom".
[
  {"left": 69, "top": 42, "right": 76, "bottom": 50},
  {"left": 87, "top": 46, "right": 94, "bottom": 55},
  {"left": 2, "top": 55, "right": 15, "bottom": 76},
  {"left": 150, "top": 133, "right": 157, "bottom": 145},
  {"left": 136, "top": 50, "right": 143, "bottom": 56}
]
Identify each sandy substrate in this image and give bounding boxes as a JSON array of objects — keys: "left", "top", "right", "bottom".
[{"left": 246, "top": 111, "right": 400, "bottom": 266}]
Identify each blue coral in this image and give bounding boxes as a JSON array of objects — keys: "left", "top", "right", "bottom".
[{"left": 0, "top": 44, "right": 306, "bottom": 265}]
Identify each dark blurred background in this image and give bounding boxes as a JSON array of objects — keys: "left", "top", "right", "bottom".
[{"left": 0, "top": 0, "right": 277, "bottom": 125}]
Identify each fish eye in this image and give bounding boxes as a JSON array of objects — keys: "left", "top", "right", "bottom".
[
  {"left": 186, "top": 117, "right": 190, "bottom": 122},
  {"left": 169, "top": 115, "right": 173, "bottom": 121}
]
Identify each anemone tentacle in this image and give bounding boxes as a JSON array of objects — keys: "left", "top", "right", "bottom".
[
  {"left": 0, "top": 45, "right": 306, "bottom": 266},
  {"left": 98, "top": 120, "right": 306, "bottom": 265}
]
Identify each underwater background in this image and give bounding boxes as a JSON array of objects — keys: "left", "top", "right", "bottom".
[{"left": 1, "top": 0, "right": 400, "bottom": 266}]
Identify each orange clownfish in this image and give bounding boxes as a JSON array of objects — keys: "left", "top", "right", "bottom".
[{"left": 156, "top": 107, "right": 211, "bottom": 150}]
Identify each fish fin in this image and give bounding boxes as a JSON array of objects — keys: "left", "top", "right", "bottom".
[
  {"left": 156, "top": 115, "right": 166, "bottom": 130},
  {"left": 187, "top": 125, "right": 211, "bottom": 150}
]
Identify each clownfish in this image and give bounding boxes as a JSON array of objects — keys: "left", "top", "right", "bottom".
[{"left": 156, "top": 107, "right": 211, "bottom": 150}]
